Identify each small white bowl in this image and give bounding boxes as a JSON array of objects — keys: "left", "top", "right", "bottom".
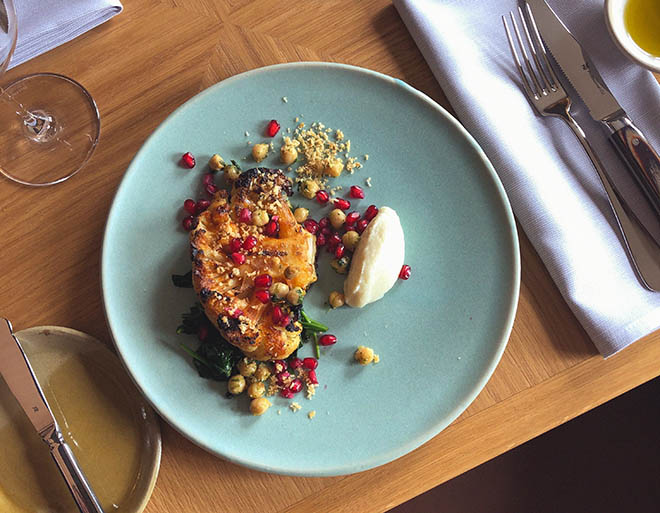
[{"left": 605, "top": 0, "right": 660, "bottom": 73}]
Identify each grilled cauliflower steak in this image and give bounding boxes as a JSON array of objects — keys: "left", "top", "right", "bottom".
[{"left": 190, "top": 168, "right": 317, "bottom": 361}]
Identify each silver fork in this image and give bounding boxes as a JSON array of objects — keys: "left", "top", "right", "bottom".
[{"left": 503, "top": 4, "right": 660, "bottom": 292}]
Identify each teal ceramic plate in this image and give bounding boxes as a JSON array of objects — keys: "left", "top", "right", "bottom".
[{"left": 102, "top": 62, "right": 520, "bottom": 476}]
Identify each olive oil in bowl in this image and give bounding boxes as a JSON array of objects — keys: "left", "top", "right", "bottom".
[{"left": 624, "top": 0, "right": 660, "bottom": 57}]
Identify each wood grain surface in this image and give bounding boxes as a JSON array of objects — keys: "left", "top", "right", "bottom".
[{"left": 0, "top": 1, "right": 658, "bottom": 512}]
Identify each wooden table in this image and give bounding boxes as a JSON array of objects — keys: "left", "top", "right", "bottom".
[{"left": 2, "top": 1, "right": 659, "bottom": 512}]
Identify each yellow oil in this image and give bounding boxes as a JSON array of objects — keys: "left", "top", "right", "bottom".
[
  {"left": 624, "top": 0, "right": 660, "bottom": 57},
  {"left": 0, "top": 350, "right": 142, "bottom": 512}
]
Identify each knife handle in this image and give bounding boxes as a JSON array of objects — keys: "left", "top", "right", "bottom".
[
  {"left": 607, "top": 117, "right": 660, "bottom": 217},
  {"left": 45, "top": 428, "right": 105, "bottom": 513}
]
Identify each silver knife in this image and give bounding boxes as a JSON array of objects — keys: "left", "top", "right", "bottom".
[
  {"left": 527, "top": 0, "right": 660, "bottom": 218},
  {"left": 0, "top": 319, "right": 105, "bottom": 513}
]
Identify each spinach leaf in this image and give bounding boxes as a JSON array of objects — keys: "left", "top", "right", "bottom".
[
  {"left": 172, "top": 271, "right": 193, "bottom": 288},
  {"left": 176, "top": 303, "right": 242, "bottom": 382}
]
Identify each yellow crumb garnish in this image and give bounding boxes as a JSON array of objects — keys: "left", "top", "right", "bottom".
[
  {"left": 290, "top": 402, "right": 302, "bottom": 412},
  {"left": 308, "top": 410, "right": 316, "bottom": 419}
]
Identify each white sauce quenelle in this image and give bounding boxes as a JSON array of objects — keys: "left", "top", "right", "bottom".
[{"left": 344, "top": 206, "right": 405, "bottom": 308}]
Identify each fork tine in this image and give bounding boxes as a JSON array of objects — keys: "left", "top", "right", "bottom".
[
  {"left": 508, "top": 12, "right": 544, "bottom": 98},
  {"left": 524, "top": 1, "right": 560, "bottom": 89},
  {"left": 502, "top": 14, "right": 537, "bottom": 100},
  {"left": 517, "top": 5, "right": 553, "bottom": 92}
]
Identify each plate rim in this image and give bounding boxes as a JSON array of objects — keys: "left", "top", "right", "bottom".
[{"left": 101, "top": 61, "right": 521, "bottom": 476}]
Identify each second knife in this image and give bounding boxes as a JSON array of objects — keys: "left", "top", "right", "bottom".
[{"left": 527, "top": 0, "right": 660, "bottom": 219}]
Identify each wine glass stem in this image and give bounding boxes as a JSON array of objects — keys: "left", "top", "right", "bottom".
[{"left": 0, "top": 85, "right": 54, "bottom": 140}]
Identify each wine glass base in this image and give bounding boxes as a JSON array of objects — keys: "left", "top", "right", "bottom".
[{"left": 0, "top": 73, "right": 100, "bottom": 186}]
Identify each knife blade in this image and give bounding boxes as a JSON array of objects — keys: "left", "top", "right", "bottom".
[
  {"left": 526, "top": 0, "right": 660, "bottom": 219},
  {"left": 0, "top": 319, "right": 105, "bottom": 513}
]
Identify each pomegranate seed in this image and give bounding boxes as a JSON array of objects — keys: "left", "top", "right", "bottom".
[
  {"left": 356, "top": 219, "right": 369, "bottom": 234},
  {"left": 316, "top": 233, "right": 327, "bottom": 247},
  {"left": 289, "top": 378, "right": 303, "bottom": 393},
  {"left": 231, "top": 252, "right": 246, "bottom": 265},
  {"left": 182, "top": 216, "right": 195, "bottom": 231},
  {"left": 319, "top": 218, "right": 330, "bottom": 229},
  {"left": 289, "top": 357, "right": 303, "bottom": 369},
  {"left": 307, "top": 369, "right": 318, "bottom": 385},
  {"left": 183, "top": 199, "right": 197, "bottom": 215},
  {"left": 316, "top": 190, "right": 329, "bottom": 204},
  {"left": 230, "top": 308, "right": 243, "bottom": 318},
  {"left": 255, "top": 290, "right": 270, "bottom": 303},
  {"left": 319, "top": 334, "right": 337, "bottom": 346},
  {"left": 264, "top": 220, "right": 279, "bottom": 236},
  {"left": 181, "top": 152, "right": 195, "bottom": 168},
  {"left": 205, "top": 183, "right": 218, "bottom": 196},
  {"left": 266, "top": 119, "right": 280, "bottom": 137},
  {"left": 274, "top": 360, "right": 287, "bottom": 373},
  {"left": 239, "top": 208, "right": 252, "bottom": 223},
  {"left": 327, "top": 233, "right": 342, "bottom": 249},
  {"left": 272, "top": 306, "right": 284, "bottom": 324},
  {"left": 303, "top": 219, "right": 319, "bottom": 234},
  {"left": 334, "top": 243, "right": 345, "bottom": 259},
  {"left": 345, "top": 211, "right": 360, "bottom": 226},
  {"left": 364, "top": 205, "right": 379, "bottom": 221},
  {"left": 349, "top": 185, "right": 365, "bottom": 199},
  {"left": 243, "top": 235, "right": 257, "bottom": 250},
  {"left": 197, "top": 324, "right": 208, "bottom": 341},
  {"left": 280, "top": 389, "right": 295, "bottom": 399},
  {"left": 272, "top": 215, "right": 280, "bottom": 223},
  {"left": 202, "top": 173, "right": 215, "bottom": 186},
  {"left": 334, "top": 198, "right": 351, "bottom": 211},
  {"left": 254, "top": 274, "right": 273, "bottom": 288},
  {"left": 195, "top": 199, "right": 210, "bottom": 214},
  {"left": 303, "top": 357, "right": 318, "bottom": 370},
  {"left": 276, "top": 371, "right": 290, "bottom": 385},
  {"left": 321, "top": 226, "right": 332, "bottom": 237},
  {"left": 229, "top": 238, "right": 243, "bottom": 253},
  {"left": 399, "top": 264, "right": 412, "bottom": 280},
  {"left": 279, "top": 314, "right": 291, "bottom": 327}
]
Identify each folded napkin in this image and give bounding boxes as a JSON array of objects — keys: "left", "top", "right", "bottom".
[
  {"left": 394, "top": 0, "right": 660, "bottom": 356},
  {"left": 9, "top": 0, "right": 122, "bottom": 69}
]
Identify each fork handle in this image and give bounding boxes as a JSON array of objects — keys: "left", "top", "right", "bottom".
[
  {"left": 605, "top": 116, "right": 660, "bottom": 218},
  {"left": 561, "top": 110, "right": 660, "bottom": 292}
]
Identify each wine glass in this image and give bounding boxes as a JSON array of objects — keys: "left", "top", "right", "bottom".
[{"left": 0, "top": 0, "right": 100, "bottom": 186}]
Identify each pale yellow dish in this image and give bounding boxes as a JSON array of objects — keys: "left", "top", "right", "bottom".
[
  {"left": 344, "top": 206, "right": 405, "bottom": 308},
  {"left": 0, "top": 327, "right": 161, "bottom": 513}
]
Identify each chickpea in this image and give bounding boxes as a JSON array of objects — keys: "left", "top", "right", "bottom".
[
  {"left": 331, "top": 256, "right": 351, "bottom": 274},
  {"left": 252, "top": 209, "right": 269, "bottom": 227},
  {"left": 354, "top": 346, "right": 375, "bottom": 365},
  {"left": 228, "top": 374, "right": 246, "bottom": 395},
  {"left": 284, "top": 266, "right": 298, "bottom": 280},
  {"left": 269, "top": 282, "right": 290, "bottom": 298},
  {"left": 328, "top": 208, "right": 346, "bottom": 230},
  {"left": 287, "top": 287, "right": 304, "bottom": 305},
  {"left": 252, "top": 143, "right": 269, "bottom": 162},
  {"left": 324, "top": 159, "right": 344, "bottom": 178},
  {"left": 342, "top": 230, "right": 360, "bottom": 251},
  {"left": 208, "top": 154, "right": 224, "bottom": 171},
  {"left": 224, "top": 163, "right": 241, "bottom": 181},
  {"left": 250, "top": 397, "right": 271, "bottom": 416},
  {"left": 247, "top": 382, "right": 266, "bottom": 399},
  {"left": 300, "top": 179, "right": 320, "bottom": 199},
  {"left": 293, "top": 207, "right": 309, "bottom": 223},
  {"left": 280, "top": 145, "right": 298, "bottom": 165},
  {"left": 237, "top": 358, "right": 256, "bottom": 377},
  {"left": 329, "top": 291, "right": 345, "bottom": 309},
  {"left": 253, "top": 363, "right": 271, "bottom": 381}
]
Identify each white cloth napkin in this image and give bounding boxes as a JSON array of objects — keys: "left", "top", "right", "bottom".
[
  {"left": 9, "top": 0, "right": 122, "bottom": 69},
  {"left": 394, "top": 0, "right": 660, "bottom": 357}
]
